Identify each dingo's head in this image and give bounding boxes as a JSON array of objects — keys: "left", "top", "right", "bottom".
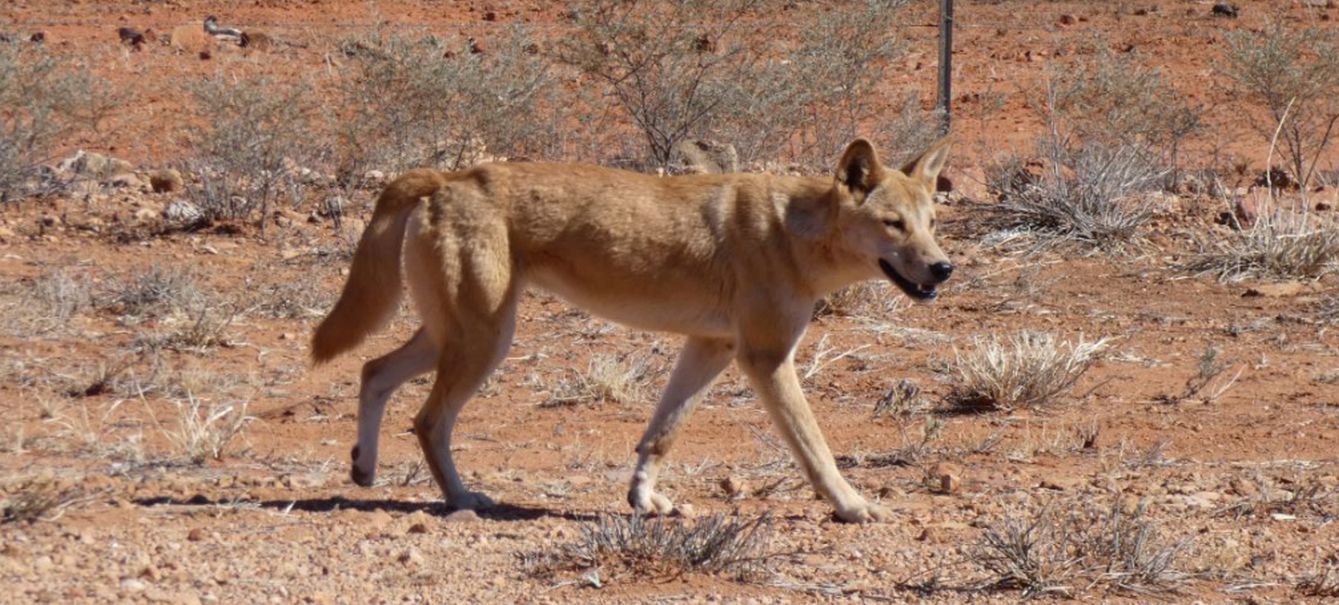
[{"left": 833, "top": 136, "right": 953, "bottom": 301}]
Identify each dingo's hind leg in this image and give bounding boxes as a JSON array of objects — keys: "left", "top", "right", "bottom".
[
  {"left": 413, "top": 292, "right": 518, "bottom": 512},
  {"left": 350, "top": 327, "right": 436, "bottom": 487},
  {"left": 628, "top": 337, "right": 734, "bottom": 515}
]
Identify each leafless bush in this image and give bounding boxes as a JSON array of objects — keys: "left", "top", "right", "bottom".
[
  {"left": 1157, "top": 345, "right": 1242, "bottom": 404},
  {"left": 973, "top": 502, "right": 1190, "bottom": 598},
  {"left": 948, "top": 331, "right": 1108, "bottom": 411},
  {"left": 30, "top": 270, "right": 94, "bottom": 332},
  {"left": 1299, "top": 555, "right": 1339, "bottom": 599},
  {"left": 1045, "top": 47, "right": 1201, "bottom": 186},
  {"left": 560, "top": 0, "right": 915, "bottom": 171},
  {"left": 247, "top": 279, "right": 330, "bottom": 319},
  {"left": 718, "top": 0, "right": 924, "bottom": 171},
  {"left": 1222, "top": 21, "right": 1339, "bottom": 193},
  {"left": 985, "top": 49, "right": 1199, "bottom": 249},
  {"left": 873, "top": 379, "right": 930, "bottom": 418},
  {"left": 542, "top": 513, "right": 775, "bottom": 581},
  {"left": 185, "top": 75, "right": 319, "bottom": 228},
  {"left": 335, "top": 27, "right": 560, "bottom": 180},
  {"left": 106, "top": 265, "right": 202, "bottom": 320},
  {"left": 1186, "top": 208, "right": 1339, "bottom": 281},
  {"left": 0, "top": 41, "right": 117, "bottom": 202},
  {"left": 986, "top": 139, "right": 1166, "bottom": 251}
]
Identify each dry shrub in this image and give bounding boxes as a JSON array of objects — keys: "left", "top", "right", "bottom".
[
  {"left": 159, "top": 395, "right": 252, "bottom": 465},
  {"left": 1186, "top": 208, "right": 1339, "bottom": 281},
  {"left": 973, "top": 502, "right": 1190, "bottom": 598},
  {"left": 873, "top": 378, "right": 930, "bottom": 419},
  {"left": 813, "top": 281, "right": 904, "bottom": 319},
  {"left": 335, "top": 27, "right": 560, "bottom": 180},
  {"left": 0, "top": 41, "right": 118, "bottom": 202},
  {"left": 1299, "top": 555, "right": 1339, "bottom": 599},
  {"left": 1, "top": 477, "right": 90, "bottom": 524},
  {"left": 540, "top": 513, "right": 775, "bottom": 582},
  {"left": 949, "top": 331, "right": 1108, "bottom": 411},
  {"left": 1222, "top": 20, "right": 1339, "bottom": 192},
  {"left": 543, "top": 352, "right": 655, "bottom": 407},
  {"left": 185, "top": 75, "right": 319, "bottom": 228},
  {"left": 106, "top": 265, "right": 202, "bottom": 320},
  {"left": 985, "top": 48, "right": 1199, "bottom": 250},
  {"left": 560, "top": 0, "right": 918, "bottom": 172}
]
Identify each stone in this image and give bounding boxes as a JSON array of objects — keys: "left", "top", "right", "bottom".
[
  {"left": 150, "top": 169, "right": 184, "bottom": 193},
  {"left": 720, "top": 476, "right": 748, "bottom": 499},
  {"left": 186, "top": 528, "right": 206, "bottom": 542},
  {"left": 397, "top": 547, "right": 424, "bottom": 566},
  {"left": 120, "top": 578, "right": 148, "bottom": 593},
  {"left": 926, "top": 462, "right": 962, "bottom": 494},
  {"left": 163, "top": 200, "right": 204, "bottom": 224},
  {"left": 444, "top": 509, "right": 479, "bottom": 523},
  {"left": 169, "top": 24, "right": 214, "bottom": 54}
]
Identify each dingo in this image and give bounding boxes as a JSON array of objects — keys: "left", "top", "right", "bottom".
[{"left": 311, "top": 136, "right": 954, "bottom": 522}]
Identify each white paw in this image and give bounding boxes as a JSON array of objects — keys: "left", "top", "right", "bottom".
[
  {"left": 628, "top": 487, "right": 675, "bottom": 516},
  {"left": 835, "top": 500, "right": 893, "bottom": 524}
]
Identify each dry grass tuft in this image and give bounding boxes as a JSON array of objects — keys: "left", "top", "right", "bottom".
[
  {"left": 1187, "top": 209, "right": 1339, "bottom": 282},
  {"left": 1299, "top": 555, "right": 1339, "bottom": 599},
  {"left": 873, "top": 379, "right": 930, "bottom": 418},
  {"left": 542, "top": 353, "right": 655, "bottom": 407},
  {"left": 534, "top": 513, "right": 775, "bottom": 582},
  {"left": 157, "top": 395, "right": 252, "bottom": 465},
  {"left": 948, "top": 332, "right": 1108, "bottom": 411},
  {"left": 1, "top": 477, "right": 91, "bottom": 524},
  {"left": 973, "top": 502, "right": 1190, "bottom": 598}
]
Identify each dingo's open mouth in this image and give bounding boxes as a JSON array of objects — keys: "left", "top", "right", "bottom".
[{"left": 879, "top": 259, "right": 938, "bottom": 301}]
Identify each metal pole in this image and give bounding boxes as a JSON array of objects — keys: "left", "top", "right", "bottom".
[{"left": 938, "top": 0, "right": 953, "bottom": 134}]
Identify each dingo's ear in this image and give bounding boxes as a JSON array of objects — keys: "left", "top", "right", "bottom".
[
  {"left": 835, "top": 139, "right": 884, "bottom": 201},
  {"left": 900, "top": 134, "right": 952, "bottom": 193}
]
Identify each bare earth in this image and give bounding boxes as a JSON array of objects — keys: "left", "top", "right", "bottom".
[{"left": 1, "top": 1, "right": 1337, "bottom": 603}]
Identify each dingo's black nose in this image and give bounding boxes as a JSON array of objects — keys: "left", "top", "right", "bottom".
[{"left": 930, "top": 261, "right": 954, "bottom": 281}]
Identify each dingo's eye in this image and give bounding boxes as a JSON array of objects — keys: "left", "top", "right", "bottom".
[{"left": 883, "top": 218, "right": 905, "bottom": 231}]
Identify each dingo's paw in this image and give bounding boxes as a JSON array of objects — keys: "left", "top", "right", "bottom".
[
  {"left": 449, "top": 491, "right": 496, "bottom": 511},
  {"left": 627, "top": 486, "right": 675, "bottom": 516},
  {"left": 835, "top": 500, "right": 893, "bottom": 524}
]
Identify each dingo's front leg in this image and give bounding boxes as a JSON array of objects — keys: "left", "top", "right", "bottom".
[
  {"left": 628, "top": 337, "right": 734, "bottom": 515},
  {"left": 737, "top": 332, "right": 892, "bottom": 523}
]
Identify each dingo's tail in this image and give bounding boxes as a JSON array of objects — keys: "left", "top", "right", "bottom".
[{"left": 311, "top": 169, "right": 445, "bottom": 364}]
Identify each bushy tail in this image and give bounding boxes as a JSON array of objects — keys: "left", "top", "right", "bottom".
[{"left": 311, "top": 169, "right": 445, "bottom": 364}]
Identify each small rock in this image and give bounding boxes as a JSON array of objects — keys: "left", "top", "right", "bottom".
[
  {"left": 926, "top": 462, "right": 962, "bottom": 494},
  {"left": 720, "top": 476, "right": 748, "bottom": 499},
  {"left": 121, "top": 578, "right": 148, "bottom": 593},
  {"left": 163, "top": 200, "right": 203, "bottom": 224},
  {"left": 397, "top": 547, "right": 424, "bottom": 566},
  {"left": 1057, "top": 14, "right": 1077, "bottom": 25},
  {"left": 186, "top": 528, "right": 206, "bottom": 542},
  {"left": 444, "top": 509, "right": 480, "bottom": 523},
  {"left": 1317, "top": 201, "right": 1333, "bottom": 212},
  {"left": 1212, "top": 3, "right": 1239, "bottom": 18},
  {"left": 673, "top": 503, "right": 695, "bottom": 518},
  {"left": 406, "top": 522, "right": 429, "bottom": 534},
  {"left": 110, "top": 173, "right": 145, "bottom": 191},
  {"left": 150, "top": 169, "right": 184, "bottom": 193}
]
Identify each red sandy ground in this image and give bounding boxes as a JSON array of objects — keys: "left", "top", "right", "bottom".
[{"left": 0, "top": 1, "right": 1336, "bottom": 603}]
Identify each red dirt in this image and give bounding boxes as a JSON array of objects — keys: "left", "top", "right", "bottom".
[{"left": 1, "top": 1, "right": 1337, "bottom": 603}]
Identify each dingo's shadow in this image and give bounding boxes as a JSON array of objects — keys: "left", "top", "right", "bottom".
[{"left": 134, "top": 494, "right": 598, "bottom": 522}]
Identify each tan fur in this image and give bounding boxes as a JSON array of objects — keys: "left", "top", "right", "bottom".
[
  {"left": 311, "top": 168, "right": 445, "bottom": 364},
  {"left": 312, "top": 137, "right": 954, "bottom": 522}
]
